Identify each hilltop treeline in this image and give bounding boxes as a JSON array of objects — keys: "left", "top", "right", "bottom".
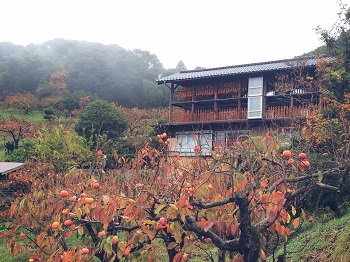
[{"left": 0, "top": 39, "right": 184, "bottom": 108}]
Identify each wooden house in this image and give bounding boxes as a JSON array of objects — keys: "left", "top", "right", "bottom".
[{"left": 157, "top": 57, "right": 322, "bottom": 156}]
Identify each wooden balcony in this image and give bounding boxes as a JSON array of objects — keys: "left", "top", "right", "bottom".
[
  {"left": 172, "top": 108, "right": 247, "bottom": 123},
  {"left": 171, "top": 104, "right": 317, "bottom": 123},
  {"left": 265, "top": 105, "right": 314, "bottom": 118}
]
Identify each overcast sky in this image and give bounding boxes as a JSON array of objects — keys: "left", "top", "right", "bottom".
[{"left": 1, "top": 0, "right": 344, "bottom": 69}]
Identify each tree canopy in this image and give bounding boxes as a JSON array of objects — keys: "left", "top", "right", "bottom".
[
  {"left": 74, "top": 100, "right": 128, "bottom": 142},
  {"left": 0, "top": 39, "right": 181, "bottom": 108}
]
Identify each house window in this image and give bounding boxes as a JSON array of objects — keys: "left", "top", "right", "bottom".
[
  {"left": 176, "top": 131, "right": 212, "bottom": 156},
  {"left": 248, "top": 76, "right": 263, "bottom": 119},
  {"left": 214, "top": 130, "right": 250, "bottom": 150},
  {"left": 278, "top": 127, "right": 300, "bottom": 146}
]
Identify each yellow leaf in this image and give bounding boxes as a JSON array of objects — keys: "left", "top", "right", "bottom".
[
  {"left": 154, "top": 204, "right": 167, "bottom": 215},
  {"left": 75, "top": 208, "right": 82, "bottom": 220},
  {"left": 291, "top": 205, "right": 296, "bottom": 216},
  {"left": 78, "top": 226, "right": 84, "bottom": 236}
]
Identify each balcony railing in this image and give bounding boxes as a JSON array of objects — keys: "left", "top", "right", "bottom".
[
  {"left": 171, "top": 104, "right": 318, "bottom": 123},
  {"left": 265, "top": 104, "right": 316, "bottom": 119},
  {"left": 172, "top": 108, "right": 247, "bottom": 123}
]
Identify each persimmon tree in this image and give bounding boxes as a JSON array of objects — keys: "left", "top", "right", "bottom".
[
  {"left": 117, "top": 106, "right": 167, "bottom": 151},
  {"left": 0, "top": 115, "right": 35, "bottom": 149},
  {"left": 4, "top": 92, "right": 39, "bottom": 114},
  {"left": 1, "top": 132, "right": 347, "bottom": 262},
  {"left": 36, "top": 70, "right": 71, "bottom": 120}
]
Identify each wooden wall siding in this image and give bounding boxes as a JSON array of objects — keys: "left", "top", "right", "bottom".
[
  {"left": 172, "top": 108, "right": 192, "bottom": 122},
  {"left": 176, "top": 80, "right": 247, "bottom": 101},
  {"left": 217, "top": 108, "right": 247, "bottom": 120}
]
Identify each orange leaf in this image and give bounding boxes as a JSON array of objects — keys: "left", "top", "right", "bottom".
[
  {"left": 269, "top": 208, "right": 278, "bottom": 222},
  {"left": 178, "top": 195, "right": 187, "bottom": 208},
  {"left": 230, "top": 224, "right": 238, "bottom": 236},
  {"left": 197, "top": 218, "right": 207, "bottom": 228},
  {"left": 30, "top": 253, "right": 43, "bottom": 260},
  {"left": 293, "top": 217, "right": 300, "bottom": 229},
  {"left": 260, "top": 178, "right": 268, "bottom": 188},
  {"left": 37, "top": 232, "right": 46, "bottom": 246},
  {"left": 54, "top": 252, "right": 61, "bottom": 262},
  {"left": 173, "top": 253, "right": 182, "bottom": 262},
  {"left": 283, "top": 226, "right": 292, "bottom": 236},
  {"left": 301, "top": 208, "right": 307, "bottom": 221},
  {"left": 124, "top": 204, "right": 134, "bottom": 218},
  {"left": 203, "top": 220, "right": 215, "bottom": 232},
  {"left": 260, "top": 194, "right": 270, "bottom": 203},
  {"left": 62, "top": 250, "right": 74, "bottom": 262},
  {"left": 280, "top": 209, "right": 288, "bottom": 221},
  {"left": 277, "top": 199, "right": 286, "bottom": 210},
  {"left": 274, "top": 191, "right": 285, "bottom": 201},
  {"left": 275, "top": 222, "right": 282, "bottom": 235}
]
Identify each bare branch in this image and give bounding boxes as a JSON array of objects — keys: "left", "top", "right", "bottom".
[
  {"left": 190, "top": 196, "right": 237, "bottom": 209},
  {"left": 184, "top": 215, "right": 241, "bottom": 251}
]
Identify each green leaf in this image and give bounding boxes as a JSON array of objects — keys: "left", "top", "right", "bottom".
[
  {"left": 318, "top": 171, "right": 323, "bottom": 182},
  {"left": 104, "top": 241, "right": 113, "bottom": 256}
]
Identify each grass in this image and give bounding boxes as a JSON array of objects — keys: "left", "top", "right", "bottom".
[
  {"left": 271, "top": 209, "right": 350, "bottom": 261},
  {"left": 0, "top": 108, "right": 45, "bottom": 122},
  {"left": 0, "top": 108, "right": 73, "bottom": 122}
]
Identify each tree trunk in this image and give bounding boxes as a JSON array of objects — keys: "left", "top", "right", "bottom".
[
  {"left": 167, "top": 246, "right": 177, "bottom": 262},
  {"left": 14, "top": 138, "right": 19, "bottom": 150},
  {"left": 218, "top": 249, "right": 225, "bottom": 262},
  {"left": 243, "top": 228, "right": 260, "bottom": 262}
]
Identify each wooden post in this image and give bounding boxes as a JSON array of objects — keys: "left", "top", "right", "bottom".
[
  {"left": 214, "top": 83, "right": 218, "bottom": 120},
  {"left": 191, "top": 86, "right": 196, "bottom": 121},
  {"left": 238, "top": 79, "right": 242, "bottom": 119},
  {"left": 262, "top": 77, "right": 266, "bottom": 119},
  {"left": 290, "top": 95, "right": 294, "bottom": 118},
  {"left": 169, "top": 83, "right": 175, "bottom": 123}
]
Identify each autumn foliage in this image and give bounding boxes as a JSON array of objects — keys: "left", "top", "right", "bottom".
[{"left": 0, "top": 132, "right": 346, "bottom": 262}]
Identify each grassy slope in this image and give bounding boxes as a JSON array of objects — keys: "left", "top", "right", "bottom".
[
  {"left": 272, "top": 210, "right": 350, "bottom": 261},
  {"left": 0, "top": 108, "right": 44, "bottom": 122}
]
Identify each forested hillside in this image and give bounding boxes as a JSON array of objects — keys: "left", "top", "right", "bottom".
[{"left": 0, "top": 39, "right": 184, "bottom": 108}]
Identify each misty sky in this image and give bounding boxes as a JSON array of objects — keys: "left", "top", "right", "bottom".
[{"left": 1, "top": 0, "right": 343, "bottom": 69}]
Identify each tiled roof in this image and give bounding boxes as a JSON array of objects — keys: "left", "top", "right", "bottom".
[
  {"left": 157, "top": 56, "right": 319, "bottom": 83},
  {"left": 0, "top": 162, "right": 24, "bottom": 175}
]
